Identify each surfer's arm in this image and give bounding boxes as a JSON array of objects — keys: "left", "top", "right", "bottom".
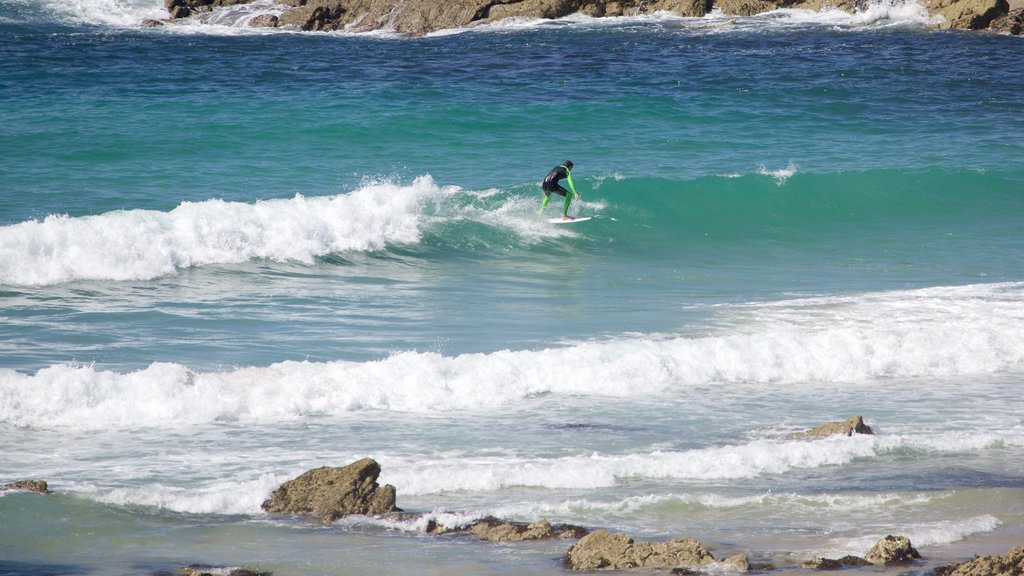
[{"left": 566, "top": 170, "right": 578, "bottom": 198}]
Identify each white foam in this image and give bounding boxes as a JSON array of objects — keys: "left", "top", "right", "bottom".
[
  {"left": 2, "top": 283, "right": 1024, "bottom": 431},
  {"left": 832, "top": 514, "right": 1003, "bottom": 556},
  {"left": 387, "top": 436, "right": 881, "bottom": 494},
  {"left": 0, "top": 176, "right": 449, "bottom": 286},
  {"left": 758, "top": 162, "right": 798, "bottom": 185}
]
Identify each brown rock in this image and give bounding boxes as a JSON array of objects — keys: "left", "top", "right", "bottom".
[
  {"left": 806, "top": 415, "right": 874, "bottom": 437},
  {"left": 260, "top": 458, "right": 398, "bottom": 523},
  {"left": 467, "top": 517, "right": 589, "bottom": 541},
  {"left": 714, "top": 0, "right": 783, "bottom": 15},
  {"left": 923, "top": 0, "right": 1009, "bottom": 29},
  {"left": 934, "top": 546, "right": 1024, "bottom": 576},
  {"left": 248, "top": 13, "right": 279, "bottom": 27},
  {"left": 2, "top": 480, "right": 50, "bottom": 494},
  {"left": 865, "top": 535, "right": 922, "bottom": 566},
  {"left": 988, "top": 6, "right": 1024, "bottom": 32},
  {"left": 565, "top": 529, "right": 717, "bottom": 570}
]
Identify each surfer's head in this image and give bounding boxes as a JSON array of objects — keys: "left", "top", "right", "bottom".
[{"left": 564, "top": 160, "right": 573, "bottom": 170}]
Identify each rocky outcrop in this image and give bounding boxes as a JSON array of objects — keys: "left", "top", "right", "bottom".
[
  {"left": 430, "top": 517, "right": 589, "bottom": 541},
  {"left": 565, "top": 529, "right": 731, "bottom": 571},
  {"left": 261, "top": 458, "right": 398, "bottom": 523},
  {"left": 805, "top": 415, "right": 874, "bottom": 438},
  {"left": 802, "top": 535, "right": 920, "bottom": 569},
  {"left": 2, "top": 480, "right": 50, "bottom": 494},
  {"left": 159, "top": 0, "right": 1023, "bottom": 35},
  {"left": 933, "top": 546, "right": 1024, "bottom": 576},
  {"left": 865, "top": 535, "right": 922, "bottom": 566},
  {"left": 923, "top": 0, "right": 1009, "bottom": 28},
  {"left": 989, "top": 6, "right": 1024, "bottom": 32}
]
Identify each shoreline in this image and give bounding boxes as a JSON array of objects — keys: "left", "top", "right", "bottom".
[{"left": 150, "top": 0, "right": 1024, "bottom": 36}]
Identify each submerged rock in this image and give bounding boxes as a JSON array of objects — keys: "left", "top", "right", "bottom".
[
  {"left": 261, "top": 458, "right": 398, "bottom": 523},
  {"left": 2, "top": 480, "right": 50, "bottom": 494},
  {"left": 565, "top": 529, "right": 722, "bottom": 571},
  {"left": 803, "top": 555, "right": 873, "bottom": 570},
  {"left": 429, "top": 517, "right": 589, "bottom": 541}
]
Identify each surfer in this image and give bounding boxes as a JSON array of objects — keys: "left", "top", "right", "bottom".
[{"left": 540, "top": 160, "right": 579, "bottom": 220}]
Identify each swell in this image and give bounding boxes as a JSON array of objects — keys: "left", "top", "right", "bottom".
[{"left": 1, "top": 167, "right": 1019, "bottom": 286}]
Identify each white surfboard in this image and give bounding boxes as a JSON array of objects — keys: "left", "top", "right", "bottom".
[{"left": 547, "top": 216, "right": 593, "bottom": 224}]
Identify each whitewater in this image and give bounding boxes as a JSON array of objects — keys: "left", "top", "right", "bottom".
[{"left": 2, "top": 0, "right": 1024, "bottom": 575}]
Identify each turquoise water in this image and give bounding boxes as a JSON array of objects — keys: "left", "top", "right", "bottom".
[{"left": 2, "top": 2, "right": 1024, "bottom": 575}]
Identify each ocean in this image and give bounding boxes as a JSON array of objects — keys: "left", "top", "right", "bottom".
[{"left": 1, "top": 0, "right": 1023, "bottom": 574}]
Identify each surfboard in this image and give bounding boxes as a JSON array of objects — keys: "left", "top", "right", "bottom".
[{"left": 547, "top": 216, "right": 593, "bottom": 224}]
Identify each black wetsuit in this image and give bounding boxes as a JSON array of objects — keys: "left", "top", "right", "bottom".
[{"left": 542, "top": 165, "right": 571, "bottom": 196}]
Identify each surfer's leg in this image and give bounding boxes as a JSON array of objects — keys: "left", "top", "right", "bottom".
[
  {"left": 540, "top": 190, "right": 551, "bottom": 212},
  {"left": 561, "top": 187, "right": 572, "bottom": 216}
]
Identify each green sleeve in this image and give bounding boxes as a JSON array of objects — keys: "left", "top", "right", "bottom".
[{"left": 566, "top": 170, "right": 577, "bottom": 195}]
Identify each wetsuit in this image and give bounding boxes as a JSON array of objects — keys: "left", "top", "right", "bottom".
[{"left": 540, "top": 164, "right": 577, "bottom": 216}]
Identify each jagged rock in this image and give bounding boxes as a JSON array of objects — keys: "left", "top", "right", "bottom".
[
  {"left": 923, "top": 0, "right": 1009, "bottom": 29},
  {"left": 456, "top": 517, "right": 588, "bottom": 541},
  {"left": 565, "top": 529, "right": 717, "bottom": 571},
  {"left": 248, "top": 13, "right": 279, "bottom": 27},
  {"left": 2, "top": 480, "right": 50, "bottom": 494},
  {"left": 806, "top": 415, "right": 874, "bottom": 438},
  {"left": 164, "top": 0, "right": 255, "bottom": 19},
  {"left": 424, "top": 516, "right": 588, "bottom": 540},
  {"left": 158, "top": 0, "right": 1014, "bottom": 34},
  {"left": 933, "top": 546, "right": 1024, "bottom": 576},
  {"left": 141, "top": 18, "right": 166, "bottom": 26},
  {"left": 865, "top": 535, "right": 921, "bottom": 566},
  {"left": 803, "top": 555, "right": 873, "bottom": 570},
  {"left": 261, "top": 458, "right": 398, "bottom": 523},
  {"left": 988, "top": 6, "right": 1024, "bottom": 32},
  {"left": 713, "top": 0, "right": 783, "bottom": 15}
]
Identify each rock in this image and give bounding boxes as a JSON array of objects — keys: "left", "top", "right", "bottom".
[
  {"left": 723, "top": 554, "right": 752, "bottom": 571},
  {"left": 141, "top": 18, "right": 166, "bottom": 26},
  {"left": 277, "top": 0, "right": 349, "bottom": 31},
  {"left": 158, "top": 0, "right": 1015, "bottom": 34},
  {"left": 803, "top": 555, "right": 873, "bottom": 570},
  {"left": 806, "top": 415, "right": 874, "bottom": 438},
  {"left": 565, "top": 529, "right": 717, "bottom": 571},
  {"left": 932, "top": 546, "right": 1024, "bottom": 576},
  {"left": 261, "top": 458, "right": 399, "bottom": 523},
  {"left": 2, "top": 480, "right": 50, "bottom": 494},
  {"left": 425, "top": 516, "right": 588, "bottom": 541},
  {"left": 467, "top": 517, "right": 588, "bottom": 541},
  {"left": 248, "top": 13, "right": 279, "bottom": 27},
  {"left": 176, "top": 566, "right": 271, "bottom": 576},
  {"left": 988, "top": 6, "right": 1024, "bottom": 32},
  {"left": 714, "top": 0, "right": 783, "bottom": 15},
  {"left": 923, "top": 0, "right": 1009, "bottom": 29},
  {"left": 865, "top": 535, "right": 921, "bottom": 566},
  {"left": 164, "top": 0, "right": 256, "bottom": 20}
]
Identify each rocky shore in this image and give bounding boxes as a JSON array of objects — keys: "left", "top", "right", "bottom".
[
  {"left": 150, "top": 0, "right": 1024, "bottom": 35},
  {"left": 7, "top": 417, "right": 1023, "bottom": 575}
]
